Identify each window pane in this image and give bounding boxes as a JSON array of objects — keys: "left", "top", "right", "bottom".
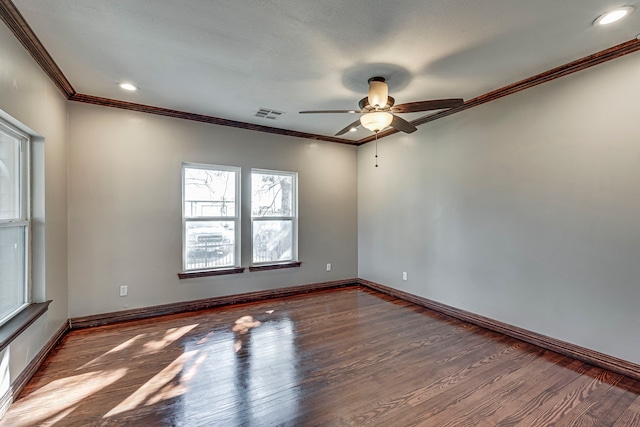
[
  {"left": 251, "top": 173, "right": 293, "bottom": 217},
  {"left": 0, "top": 226, "right": 26, "bottom": 323},
  {"left": 184, "top": 167, "right": 236, "bottom": 217},
  {"left": 185, "top": 221, "right": 235, "bottom": 269},
  {"left": 253, "top": 220, "right": 293, "bottom": 263},
  {"left": 0, "top": 131, "right": 20, "bottom": 220}
]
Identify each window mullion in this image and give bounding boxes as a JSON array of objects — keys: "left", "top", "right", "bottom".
[
  {"left": 252, "top": 216, "right": 294, "bottom": 221},
  {"left": 0, "top": 220, "right": 30, "bottom": 227}
]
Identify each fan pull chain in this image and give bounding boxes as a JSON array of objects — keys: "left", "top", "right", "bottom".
[{"left": 375, "top": 132, "right": 379, "bottom": 167}]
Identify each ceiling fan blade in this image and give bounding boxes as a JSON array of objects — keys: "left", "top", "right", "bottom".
[
  {"left": 390, "top": 115, "right": 417, "bottom": 134},
  {"left": 392, "top": 98, "right": 464, "bottom": 113},
  {"left": 335, "top": 119, "right": 362, "bottom": 136},
  {"left": 299, "top": 110, "right": 362, "bottom": 114}
]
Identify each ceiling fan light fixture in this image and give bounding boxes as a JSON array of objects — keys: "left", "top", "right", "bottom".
[
  {"left": 360, "top": 112, "right": 393, "bottom": 133},
  {"left": 594, "top": 6, "right": 634, "bottom": 25},
  {"left": 368, "top": 78, "right": 389, "bottom": 109}
]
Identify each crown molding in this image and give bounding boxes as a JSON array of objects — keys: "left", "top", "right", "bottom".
[
  {"left": 2, "top": 0, "right": 640, "bottom": 146},
  {"left": 356, "top": 38, "right": 640, "bottom": 145},
  {"left": 0, "top": 0, "right": 75, "bottom": 98},
  {"left": 69, "top": 93, "right": 359, "bottom": 145}
]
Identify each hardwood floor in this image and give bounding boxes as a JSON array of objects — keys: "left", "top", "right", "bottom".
[{"left": 2, "top": 287, "right": 640, "bottom": 426}]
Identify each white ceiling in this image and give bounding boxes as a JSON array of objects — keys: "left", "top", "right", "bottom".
[{"left": 13, "top": 0, "right": 640, "bottom": 141}]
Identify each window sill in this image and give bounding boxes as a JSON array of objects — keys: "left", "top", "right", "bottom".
[
  {"left": 0, "top": 301, "right": 51, "bottom": 353},
  {"left": 178, "top": 267, "right": 245, "bottom": 280},
  {"left": 249, "top": 262, "right": 302, "bottom": 272}
]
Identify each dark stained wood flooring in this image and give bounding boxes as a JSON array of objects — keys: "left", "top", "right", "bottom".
[{"left": 2, "top": 287, "right": 640, "bottom": 426}]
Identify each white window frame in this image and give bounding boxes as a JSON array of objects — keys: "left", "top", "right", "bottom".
[
  {"left": 0, "top": 119, "right": 30, "bottom": 326},
  {"left": 181, "top": 163, "right": 241, "bottom": 272},
  {"left": 251, "top": 168, "right": 298, "bottom": 266}
]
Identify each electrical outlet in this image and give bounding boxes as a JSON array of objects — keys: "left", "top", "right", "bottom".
[
  {"left": 402, "top": 272, "right": 407, "bottom": 281},
  {"left": 326, "top": 263, "right": 332, "bottom": 272},
  {"left": 119, "top": 285, "right": 128, "bottom": 297}
]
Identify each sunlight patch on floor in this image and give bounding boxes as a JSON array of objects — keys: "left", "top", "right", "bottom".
[
  {"left": 196, "top": 331, "right": 216, "bottom": 345},
  {"left": 22, "top": 403, "right": 78, "bottom": 427},
  {"left": 103, "top": 349, "right": 199, "bottom": 418},
  {"left": 77, "top": 333, "right": 146, "bottom": 370},
  {"left": 233, "top": 315, "right": 262, "bottom": 352},
  {"left": 182, "top": 353, "right": 208, "bottom": 382},
  {"left": 76, "top": 324, "right": 198, "bottom": 371},
  {"left": 142, "top": 324, "right": 199, "bottom": 353},
  {"left": 10, "top": 368, "right": 128, "bottom": 427}
]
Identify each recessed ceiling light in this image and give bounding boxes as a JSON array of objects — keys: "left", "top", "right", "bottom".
[
  {"left": 118, "top": 83, "right": 138, "bottom": 91},
  {"left": 349, "top": 127, "right": 358, "bottom": 132},
  {"left": 594, "top": 6, "right": 634, "bottom": 26}
]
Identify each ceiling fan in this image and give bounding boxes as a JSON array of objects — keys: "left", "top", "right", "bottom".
[{"left": 300, "top": 76, "right": 464, "bottom": 136}]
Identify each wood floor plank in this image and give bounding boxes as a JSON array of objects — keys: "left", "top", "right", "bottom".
[
  {"left": 292, "top": 329, "right": 518, "bottom": 424},
  {"left": 612, "top": 395, "right": 640, "bottom": 427},
  {"left": 1, "top": 287, "right": 639, "bottom": 426},
  {"left": 490, "top": 358, "right": 588, "bottom": 426},
  {"left": 434, "top": 354, "right": 584, "bottom": 427},
  {"left": 515, "top": 366, "right": 620, "bottom": 426},
  {"left": 367, "top": 345, "right": 550, "bottom": 426},
  {"left": 553, "top": 369, "right": 636, "bottom": 427}
]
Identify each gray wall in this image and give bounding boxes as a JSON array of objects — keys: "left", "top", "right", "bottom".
[
  {"left": 358, "top": 52, "right": 640, "bottom": 364},
  {"left": 0, "top": 23, "right": 69, "bottom": 391},
  {"left": 67, "top": 103, "right": 358, "bottom": 317}
]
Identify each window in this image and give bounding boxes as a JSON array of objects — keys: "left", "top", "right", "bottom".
[
  {"left": 182, "top": 164, "right": 240, "bottom": 271},
  {"left": 251, "top": 169, "right": 297, "bottom": 265},
  {"left": 0, "top": 120, "right": 30, "bottom": 326}
]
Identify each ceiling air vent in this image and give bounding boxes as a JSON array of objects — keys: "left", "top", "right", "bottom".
[{"left": 255, "top": 108, "right": 284, "bottom": 120}]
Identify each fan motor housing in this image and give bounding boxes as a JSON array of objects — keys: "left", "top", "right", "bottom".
[{"left": 359, "top": 96, "right": 395, "bottom": 111}]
